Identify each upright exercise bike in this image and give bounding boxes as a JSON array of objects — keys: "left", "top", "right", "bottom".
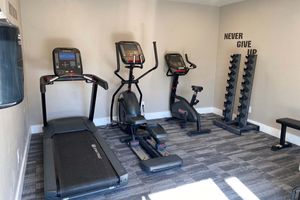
[
  {"left": 111, "top": 41, "right": 182, "bottom": 173},
  {"left": 165, "top": 53, "right": 211, "bottom": 136}
]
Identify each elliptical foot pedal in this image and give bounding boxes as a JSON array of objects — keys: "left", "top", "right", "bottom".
[
  {"left": 156, "top": 143, "right": 167, "bottom": 152},
  {"left": 129, "top": 140, "right": 150, "bottom": 161},
  {"left": 129, "top": 140, "right": 140, "bottom": 147},
  {"left": 146, "top": 138, "right": 169, "bottom": 156},
  {"left": 187, "top": 129, "right": 211, "bottom": 136},
  {"left": 140, "top": 155, "right": 183, "bottom": 173},
  {"left": 271, "top": 142, "right": 292, "bottom": 151},
  {"left": 147, "top": 124, "right": 167, "bottom": 141}
]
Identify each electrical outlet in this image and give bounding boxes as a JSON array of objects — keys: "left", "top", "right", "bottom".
[
  {"left": 17, "top": 149, "right": 20, "bottom": 164},
  {"left": 249, "top": 106, "right": 252, "bottom": 113},
  {"left": 141, "top": 101, "right": 145, "bottom": 115}
]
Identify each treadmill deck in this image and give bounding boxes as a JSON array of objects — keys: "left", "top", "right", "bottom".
[{"left": 53, "top": 131, "right": 119, "bottom": 197}]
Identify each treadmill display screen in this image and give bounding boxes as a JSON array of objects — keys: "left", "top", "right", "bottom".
[
  {"left": 59, "top": 52, "right": 76, "bottom": 61},
  {"left": 53, "top": 48, "right": 83, "bottom": 76}
]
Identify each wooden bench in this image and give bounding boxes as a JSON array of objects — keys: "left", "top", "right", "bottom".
[{"left": 271, "top": 118, "right": 300, "bottom": 151}]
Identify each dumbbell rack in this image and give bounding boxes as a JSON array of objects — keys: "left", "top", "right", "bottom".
[
  {"left": 223, "top": 54, "right": 241, "bottom": 122},
  {"left": 213, "top": 54, "right": 259, "bottom": 135}
]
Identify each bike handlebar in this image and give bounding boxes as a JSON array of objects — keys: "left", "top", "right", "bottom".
[{"left": 185, "top": 54, "right": 197, "bottom": 69}]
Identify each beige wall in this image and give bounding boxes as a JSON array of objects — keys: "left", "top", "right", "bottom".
[
  {"left": 11, "top": 0, "right": 300, "bottom": 197},
  {"left": 20, "top": 0, "right": 219, "bottom": 126},
  {"left": 0, "top": 0, "right": 29, "bottom": 199},
  {"left": 215, "top": 0, "right": 300, "bottom": 132},
  {"left": 0, "top": 0, "right": 19, "bottom": 23},
  {"left": 0, "top": 0, "right": 4, "bottom": 13},
  {"left": 0, "top": 105, "right": 27, "bottom": 200}
]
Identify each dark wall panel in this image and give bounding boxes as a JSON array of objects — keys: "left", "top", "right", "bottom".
[{"left": 0, "top": 20, "right": 24, "bottom": 109}]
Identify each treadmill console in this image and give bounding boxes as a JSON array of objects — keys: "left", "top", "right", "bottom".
[
  {"left": 165, "top": 53, "right": 188, "bottom": 75},
  {"left": 52, "top": 48, "right": 83, "bottom": 76},
  {"left": 117, "top": 41, "right": 145, "bottom": 65}
]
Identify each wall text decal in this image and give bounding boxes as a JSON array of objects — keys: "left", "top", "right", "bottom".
[{"left": 224, "top": 32, "right": 257, "bottom": 55}]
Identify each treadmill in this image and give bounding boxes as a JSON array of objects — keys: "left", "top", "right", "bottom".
[{"left": 41, "top": 48, "right": 128, "bottom": 199}]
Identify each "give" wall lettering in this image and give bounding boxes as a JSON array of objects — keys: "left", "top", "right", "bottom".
[{"left": 224, "top": 32, "right": 257, "bottom": 55}]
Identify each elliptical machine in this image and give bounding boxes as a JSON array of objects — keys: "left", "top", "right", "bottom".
[
  {"left": 111, "top": 41, "right": 182, "bottom": 173},
  {"left": 165, "top": 53, "right": 211, "bottom": 136}
]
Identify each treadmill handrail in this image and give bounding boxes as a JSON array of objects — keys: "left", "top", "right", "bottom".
[
  {"left": 40, "top": 73, "right": 108, "bottom": 126},
  {"left": 40, "top": 74, "right": 108, "bottom": 93}
]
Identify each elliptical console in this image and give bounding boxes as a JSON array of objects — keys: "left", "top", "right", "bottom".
[{"left": 117, "top": 41, "right": 145, "bottom": 64}]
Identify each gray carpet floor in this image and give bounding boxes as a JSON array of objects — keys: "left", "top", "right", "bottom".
[{"left": 22, "top": 114, "right": 300, "bottom": 200}]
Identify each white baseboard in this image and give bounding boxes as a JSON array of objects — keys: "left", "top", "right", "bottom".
[
  {"left": 29, "top": 107, "right": 300, "bottom": 147},
  {"left": 144, "top": 111, "right": 171, "bottom": 119},
  {"left": 30, "top": 111, "right": 173, "bottom": 134},
  {"left": 30, "top": 124, "right": 43, "bottom": 134},
  {"left": 247, "top": 118, "right": 300, "bottom": 146},
  {"left": 144, "top": 107, "right": 216, "bottom": 119},
  {"left": 15, "top": 130, "right": 31, "bottom": 200},
  {"left": 30, "top": 107, "right": 216, "bottom": 134},
  {"left": 197, "top": 107, "right": 222, "bottom": 115},
  {"left": 213, "top": 107, "right": 300, "bottom": 146},
  {"left": 93, "top": 117, "right": 111, "bottom": 127}
]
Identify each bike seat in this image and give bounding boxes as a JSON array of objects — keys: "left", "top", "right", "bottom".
[
  {"left": 191, "top": 85, "right": 203, "bottom": 93},
  {"left": 126, "top": 115, "right": 147, "bottom": 125}
]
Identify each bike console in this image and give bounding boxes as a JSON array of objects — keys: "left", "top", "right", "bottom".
[{"left": 165, "top": 53, "right": 188, "bottom": 76}]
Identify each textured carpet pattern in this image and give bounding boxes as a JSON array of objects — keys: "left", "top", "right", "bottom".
[{"left": 22, "top": 114, "right": 300, "bottom": 200}]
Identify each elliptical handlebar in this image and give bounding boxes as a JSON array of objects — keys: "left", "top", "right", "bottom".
[
  {"left": 185, "top": 54, "right": 197, "bottom": 69},
  {"left": 136, "top": 41, "right": 158, "bottom": 81},
  {"left": 114, "top": 43, "right": 125, "bottom": 82}
]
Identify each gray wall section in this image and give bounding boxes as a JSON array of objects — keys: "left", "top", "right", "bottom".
[
  {"left": 20, "top": 0, "right": 220, "bottom": 126},
  {"left": 215, "top": 0, "right": 300, "bottom": 134},
  {"left": 0, "top": 0, "right": 29, "bottom": 199},
  {"left": 14, "top": 0, "right": 300, "bottom": 198}
]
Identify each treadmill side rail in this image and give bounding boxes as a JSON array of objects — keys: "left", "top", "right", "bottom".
[
  {"left": 44, "top": 137, "right": 59, "bottom": 199},
  {"left": 94, "top": 130, "right": 128, "bottom": 185}
]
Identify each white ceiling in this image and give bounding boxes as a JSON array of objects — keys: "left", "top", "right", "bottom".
[{"left": 161, "top": 0, "right": 247, "bottom": 7}]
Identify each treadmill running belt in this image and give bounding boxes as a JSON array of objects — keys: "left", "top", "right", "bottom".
[{"left": 53, "top": 131, "right": 119, "bottom": 197}]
